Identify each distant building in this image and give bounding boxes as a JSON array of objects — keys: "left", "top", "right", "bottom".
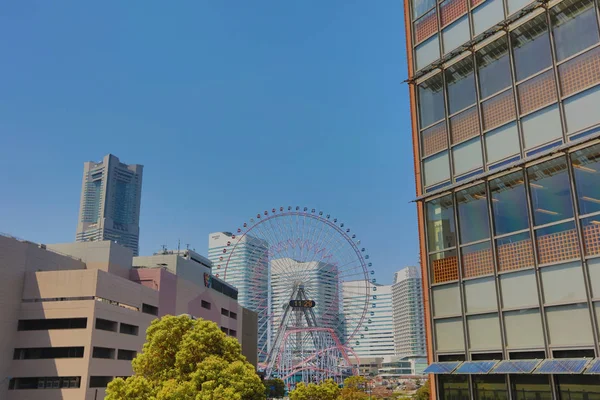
[
  {"left": 343, "top": 281, "right": 395, "bottom": 358},
  {"left": 76, "top": 154, "right": 143, "bottom": 256},
  {"left": 208, "top": 232, "right": 269, "bottom": 361},
  {"left": 392, "top": 267, "right": 426, "bottom": 360}
]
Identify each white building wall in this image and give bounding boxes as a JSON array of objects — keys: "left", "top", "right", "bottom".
[{"left": 392, "top": 266, "right": 426, "bottom": 359}]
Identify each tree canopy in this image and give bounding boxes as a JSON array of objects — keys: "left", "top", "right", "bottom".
[
  {"left": 105, "top": 315, "right": 265, "bottom": 400},
  {"left": 289, "top": 379, "right": 341, "bottom": 400},
  {"left": 414, "top": 380, "right": 430, "bottom": 400},
  {"left": 264, "top": 378, "right": 285, "bottom": 399},
  {"left": 339, "top": 376, "right": 369, "bottom": 400}
]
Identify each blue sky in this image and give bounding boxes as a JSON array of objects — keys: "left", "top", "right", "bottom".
[{"left": 0, "top": 1, "right": 416, "bottom": 285}]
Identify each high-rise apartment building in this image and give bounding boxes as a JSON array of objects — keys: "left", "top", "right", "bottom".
[
  {"left": 76, "top": 154, "right": 143, "bottom": 256},
  {"left": 208, "top": 232, "right": 269, "bottom": 361},
  {"left": 343, "top": 281, "right": 395, "bottom": 358},
  {"left": 392, "top": 267, "right": 426, "bottom": 360},
  {"left": 404, "top": 0, "right": 600, "bottom": 395}
]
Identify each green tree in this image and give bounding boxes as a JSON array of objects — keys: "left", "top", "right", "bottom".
[
  {"left": 105, "top": 315, "right": 264, "bottom": 400},
  {"left": 339, "top": 376, "right": 369, "bottom": 400},
  {"left": 289, "top": 379, "right": 340, "bottom": 400},
  {"left": 264, "top": 378, "right": 285, "bottom": 398},
  {"left": 413, "top": 380, "right": 430, "bottom": 400}
]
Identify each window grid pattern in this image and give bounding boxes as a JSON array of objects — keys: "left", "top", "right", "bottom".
[
  {"left": 496, "top": 237, "right": 535, "bottom": 272},
  {"left": 482, "top": 89, "right": 517, "bottom": 131},
  {"left": 415, "top": 9, "right": 439, "bottom": 44},
  {"left": 441, "top": 0, "right": 469, "bottom": 27},
  {"left": 537, "top": 226, "right": 580, "bottom": 264},
  {"left": 559, "top": 46, "right": 600, "bottom": 97},
  {"left": 472, "top": 0, "right": 486, "bottom": 7},
  {"left": 433, "top": 256, "right": 460, "bottom": 283},
  {"left": 423, "top": 122, "right": 449, "bottom": 156},
  {"left": 517, "top": 70, "right": 558, "bottom": 114},
  {"left": 584, "top": 223, "right": 600, "bottom": 256},
  {"left": 451, "top": 107, "right": 480, "bottom": 143},
  {"left": 462, "top": 246, "right": 495, "bottom": 277}
]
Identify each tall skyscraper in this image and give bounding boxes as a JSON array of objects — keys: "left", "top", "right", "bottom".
[
  {"left": 405, "top": 0, "right": 600, "bottom": 395},
  {"left": 76, "top": 154, "right": 143, "bottom": 256},
  {"left": 391, "top": 267, "right": 425, "bottom": 359},
  {"left": 208, "top": 232, "right": 269, "bottom": 360},
  {"left": 343, "top": 281, "right": 395, "bottom": 358}
]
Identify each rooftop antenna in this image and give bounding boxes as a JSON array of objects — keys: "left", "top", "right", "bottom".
[
  {"left": 186, "top": 243, "right": 190, "bottom": 250},
  {"left": 177, "top": 239, "right": 181, "bottom": 253},
  {"left": 161, "top": 244, "right": 167, "bottom": 254}
]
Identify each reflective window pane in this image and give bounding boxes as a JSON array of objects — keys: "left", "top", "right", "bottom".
[
  {"left": 457, "top": 184, "right": 490, "bottom": 244},
  {"left": 496, "top": 231, "right": 535, "bottom": 272},
  {"left": 419, "top": 74, "right": 446, "bottom": 128},
  {"left": 556, "top": 376, "right": 600, "bottom": 400},
  {"left": 477, "top": 36, "right": 512, "bottom": 98},
  {"left": 446, "top": 57, "right": 477, "bottom": 114},
  {"left": 413, "top": 0, "right": 436, "bottom": 19},
  {"left": 485, "top": 122, "right": 520, "bottom": 165},
  {"left": 527, "top": 157, "right": 574, "bottom": 225},
  {"left": 427, "top": 195, "right": 457, "bottom": 251},
  {"left": 490, "top": 172, "right": 529, "bottom": 235},
  {"left": 511, "top": 376, "right": 552, "bottom": 400},
  {"left": 416, "top": 35, "right": 441, "bottom": 70},
  {"left": 572, "top": 144, "right": 600, "bottom": 215},
  {"left": 536, "top": 220, "right": 580, "bottom": 264},
  {"left": 439, "top": 375, "right": 470, "bottom": 400},
  {"left": 453, "top": 137, "right": 483, "bottom": 176},
  {"left": 551, "top": 0, "right": 600, "bottom": 62},
  {"left": 443, "top": 16, "right": 470, "bottom": 55},
  {"left": 511, "top": 14, "right": 552, "bottom": 81},
  {"left": 462, "top": 241, "right": 494, "bottom": 278},
  {"left": 424, "top": 151, "right": 451, "bottom": 186}
]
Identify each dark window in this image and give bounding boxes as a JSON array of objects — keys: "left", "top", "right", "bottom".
[
  {"left": 221, "top": 327, "right": 228, "bottom": 334},
  {"left": 89, "top": 376, "right": 113, "bottom": 388},
  {"left": 446, "top": 57, "right": 477, "bottom": 114},
  {"left": 221, "top": 308, "right": 229, "bottom": 317},
  {"left": 8, "top": 376, "right": 80, "bottom": 390},
  {"left": 477, "top": 36, "right": 512, "bottom": 98},
  {"left": 551, "top": 0, "right": 600, "bottom": 62},
  {"left": 13, "top": 346, "right": 84, "bottom": 360},
  {"left": 18, "top": 318, "right": 87, "bottom": 331},
  {"left": 95, "top": 318, "right": 118, "bottom": 332},
  {"left": 473, "top": 375, "right": 508, "bottom": 400},
  {"left": 419, "top": 74, "right": 446, "bottom": 128},
  {"left": 471, "top": 352, "right": 503, "bottom": 360},
  {"left": 426, "top": 195, "right": 457, "bottom": 252},
  {"left": 438, "top": 354, "right": 466, "bottom": 362},
  {"left": 119, "top": 323, "right": 139, "bottom": 336},
  {"left": 556, "top": 375, "right": 600, "bottom": 399},
  {"left": 572, "top": 144, "right": 600, "bottom": 215},
  {"left": 457, "top": 184, "right": 490, "bottom": 244},
  {"left": 117, "top": 349, "right": 137, "bottom": 361},
  {"left": 490, "top": 171, "right": 529, "bottom": 235},
  {"left": 553, "top": 349, "right": 595, "bottom": 358},
  {"left": 511, "top": 375, "right": 551, "bottom": 400},
  {"left": 201, "top": 300, "right": 211, "bottom": 310},
  {"left": 92, "top": 347, "right": 115, "bottom": 359},
  {"left": 438, "top": 375, "right": 469, "bottom": 400},
  {"left": 142, "top": 303, "right": 158, "bottom": 316},
  {"left": 229, "top": 329, "right": 237, "bottom": 337},
  {"left": 230, "top": 312, "right": 237, "bottom": 320},
  {"left": 511, "top": 14, "right": 552, "bottom": 81},
  {"left": 527, "top": 157, "right": 574, "bottom": 225}
]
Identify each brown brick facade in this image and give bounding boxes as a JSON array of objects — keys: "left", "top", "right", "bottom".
[
  {"left": 462, "top": 246, "right": 495, "bottom": 278},
  {"left": 422, "top": 122, "right": 448, "bottom": 157},
  {"left": 497, "top": 237, "right": 535, "bottom": 272},
  {"left": 559, "top": 46, "right": 600, "bottom": 97},
  {"left": 415, "top": 9, "right": 439, "bottom": 44},
  {"left": 517, "top": 70, "right": 557, "bottom": 115},
  {"left": 450, "top": 106, "right": 480, "bottom": 143},
  {"left": 537, "top": 227, "right": 580, "bottom": 264},
  {"left": 432, "top": 255, "right": 459, "bottom": 283},
  {"left": 440, "top": 0, "right": 468, "bottom": 27},
  {"left": 482, "top": 89, "right": 516, "bottom": 131}
]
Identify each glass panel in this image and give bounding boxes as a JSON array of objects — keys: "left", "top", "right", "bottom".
[
  {"left": 546, "top": 303, "right": 594, "bottom": 346},
  {"left": 473, "top": 375, "right": 508, "bottom": 400},
  {"left": 415, "top": 9, "right": 439, "bottom": 45},
  {"left": 559, "top": 46, "right": 600, "bottom": 97},
  {"left": 497, "top": 231, "right": 535, "bottom": 272},
  {"left": 433, "top": 283, "right": 462, "bottom": 316},
  {"left": 413, "top": 0, "right": 436, "bottom": 19},
  {"left": 453, "top": 137, "right": 483, "bottom": 175},
  {"left": 482, "top": 89, "right": 517, "bottom": 131},
  {"left": 477, "top": 36, "right": 512, "bottom": 98},
  {"left": 422, "top": 121, "right": 448, "bottom": 157},
  {"left": 581, "top": 216, "right": 600, "bottom": 256},
  {"left": 440, "top": 0, "right": 468, "bottom": 27},
  {"left": 446, "top": 57, "right": 477, "bottom": 114},
  {"left": 508, "top": 0, "right": 534, "bottom": 15},
  {"left": 473, "top": 0, "right": 504, "bottom": 36},
  {"left": 435, "top": 318, "right": 466, "bottom": 352},
  {"left": 501, "top": 269, "right": 539, "bottom": 308},
  {"left": 427, "top": 195, "right": 457, "bottom": 251},
  {"left": 450, "top": 106, "right": 479, "bottom": 144},
  {"left": 551, "top": 0, "right": 600, "bottom": 62},
  {"left": 517, "top": 70, "right": 557, "bottom": 115},
  {"left": 521, "top": 105, "right": 562, "bottom": 150},
  {"left": 511, "top": 375, "right": 552, "bottom": 400},
  {"left": 572, "top": 144, "right": 600, "bottom": 214},
  {"left": 468, "top": 313, "right": 502, "bottom": 350},
  {"left": 511, "top": 14, "right": 552, "bottom": 81},
  {"left": 424, "top": 151, "right": 451, "bottom": 186},
  {"left": 416, "top": 35, "right": 441, "bottom": 70},
  {"left": 462, "top": 241, "right": 494, "bottom": 278},
  {"left": 457, "top": 184, "right": 490, "bottom": 243},
  {"left": 465, "top": 276, "right": 498, "bottom": 313},
  {"left": 528, "top": 157, "right": 574, "bottom": 225},
  {"left": 443, "top": 16, "right": 470, "bottom": 55},
  {"left": 541, "top": 261, "right": 587, "bottom": 304},
  {"left": 564, "top": 85, "right": 600, "bottom": 134},
  {"left": 536, "top": 221, "right": 580, "bottom": 264},
  {"left": 431, "top": 249, "right": 459, "bottom": 283},
  {"left": 556, "top": 376, "right": 600, "bottom": 400},
  {"left": 439, "top": 376, "right": 469, "bottom": 400},
  {"left": 490, "top": 172, "right": 529, "bottom": 235},
  {"left": 504, "top": 309, "right": 545, "bottom": 348},
  {"left": 419, "top": 74, "right": 445, "bottom": 128}
]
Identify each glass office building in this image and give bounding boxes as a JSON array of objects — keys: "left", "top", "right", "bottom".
[{"left": 404, "top": 0, "right": 600, "bottom": 396}]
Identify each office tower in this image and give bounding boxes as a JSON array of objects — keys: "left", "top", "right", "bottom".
[
  {"left": 75, "top": 154, "right": 143, "bottom": 256},
  {"left": 392, "top": 267, "right": 426, "bottom": 360},
  {"left": 343, "top": 281, "right": 395, "bottom": 358},
  {"left": 208, "top": 232, "right": 269, "bottom": 360},
  {"left": 405, "top": 0, "right": 600, "bottom": 395}
]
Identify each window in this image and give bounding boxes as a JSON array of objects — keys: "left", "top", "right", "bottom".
[
  {"left": 142, "top": 303, "right": 158, "bottom": 316},
  {"left": 572, "top": 144, "right": 600, "bottom": 214},
  {"left": 473, "top": 376, "right": 508, "bottom": 400},
  {"left": 92, "top": 347, "right": 115, "bottom": 359},
  {"left": 221, "top": 308, "right": 229, "bottom": 317},
  {"left": 201, "top": 300, "right": 211, "bottom": 310},
  {"left": 18, "top": 317, "right": 87, "bottom": 331},
  {"left": 536, "top": 221, "right": 580, "bottom": 264},
  {"left": 443, "top": 16, "right": 470, "bottom": 55},
  {"left": 541, "top": 261, "right": 587, "bottom": 304},
  {"left": 8, "top": 376, "right": 81, "bottom": 390},
  {"left": 473, "top": 0, "right": 504, "bottom": 36},
  {"left": 413, "top": 0, "right": 436, "bottom": 19},
  {"left": 511, "top": 14, "right": 552, "bottom": 81},
  {"left": 13, "top": 346, "right": 84, "bottom": 360},
  {"left": 490, "top": 172, "right": 529, "bottom": 235},
  {"left": 485, "top": 122, "right": 520, "bottom": 165},
  {"left": 117, "top": 349, "right": 137, "bottom": 361},
  {"left": 457, "top": 184, "right": 490, "bottom": 244},
  {"left": 511, "top": 376, "right": 551, "bottom": 400},
  {"left": 426, "top": 195, "right": 456, "bottom": 252},
  {"left": 522, "top": 105, "right": 562, "bottom": 149},
  {"left": 582, "top": 216, "right": 600, "bottom": 256},
  {"left": 230, "top": 312, "right": 237, "bottom": 320},
  {"left": 564, "top": 85, "right": 600, "bottom": 134},
  {"left": 496, "top": 231, "right": 535, "bottom": 272},
  {"left": 556, "top": 376, "right": 600, "bottom": 399},
  {"left": 461, "top": 241, "right": 494, "bottom": 278},
  {"left": 504, "top": 309, "right": 545, "bottom": 348},
  {"left": 424, "top": 151, "right": 450, "bottom": 186},
  {"left": 221, "top": 327, "right": 229, "bottom": 334},
  {"left": 416, "top": 35, "right": 441, "bottom": 70},
  {"left": 477, "top": 36, "right": 512, "bottom": 99},
  {"left": 453, "top": 138, "right": 483, "bottom": 176},
  {"left": 528, "top": 157, "right": 573, "bottom": 225},
  {"left": 89, "top": 376, "right": 113, "bottom": 388},
  {"left": 446, "top": 57, "right": 476, "bottom": 114},
  {"left": 229, "top": 329, "right": 237, "bottom": 337},
  {"left": 430, "top": 249, "right": 459, "bottom": 284},
  {"left": 546, "top": 303, "right": 594, "bottom": 346},
  {"left": 435, "top": 318, "right": 465, "bottom": 352},
  {"left": 438, "top": 375, "right": 469, "bottom": 400},
  {"left": 551, "top": 0, "right": 600, "bottom": 62},
  {"left": 419, "top": 74, "right": 445, "bottom": 128},
  {"left": 119, "top": 323, "right": 139, "bottom": 336},
  {"left": 95, "top": 318, "right": 118, "bottom": 332}
]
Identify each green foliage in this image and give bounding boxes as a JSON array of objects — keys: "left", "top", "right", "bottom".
[
  {"left": 264, "top": 378, "right": 286, "bottom": 398},
  {"left": 105, "top": 315, "right": 264, "bottom": 400},
  {"left": 339, "top": 376, "right": 368, "bottom": 400},
  {"left": 289, "top": 379, "right": 341, "bottom": 400},
  {"left": 413, "top": 380, "right": 430, "bottom": 400}
]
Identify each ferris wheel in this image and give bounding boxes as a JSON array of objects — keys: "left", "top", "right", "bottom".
[{"left": 220, "top": 206, "right": 373, "bottom": 386}]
